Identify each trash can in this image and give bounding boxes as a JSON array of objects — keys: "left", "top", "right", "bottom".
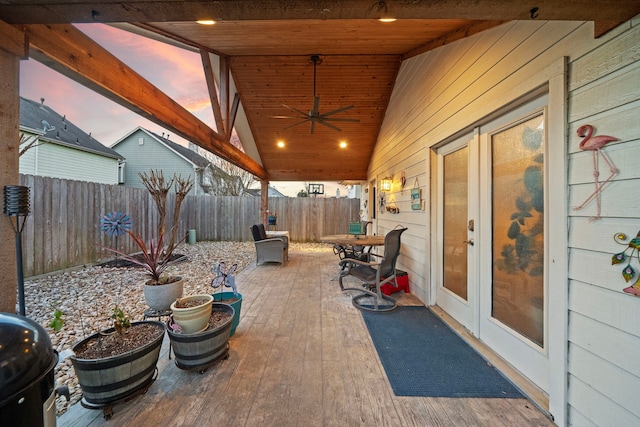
[
  {"left": 0, "top": 313, "right": 59, "bottom": 427},
  {"left": 188, "top": 229, "right": 197, "bottom": 245}
]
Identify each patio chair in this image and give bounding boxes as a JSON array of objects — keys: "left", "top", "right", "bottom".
[
  {"left": 250, "top": 224, "right": 288, "bottom": 265},
  {"left": 338, "top": 225, "right": 407, "bottom": 312},
  {"left": 333, "top": 220, "right": 373, "bottom": 262}
]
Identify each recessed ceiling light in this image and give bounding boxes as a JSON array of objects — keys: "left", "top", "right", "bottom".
[
  {"left": 379, "top": 18, "right": 397, "bottom": 23},
  {"left": 339, "top": 141, "right": 347, "bottom": 148},
  {"left": 196, "top": 20, "right": 217, "bottom": 25},
  {"left": 277, "top": 141, "right": 285, "bottom": 148}
]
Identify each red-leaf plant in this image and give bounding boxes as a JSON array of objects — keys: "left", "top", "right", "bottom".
[{"left": 103, "top": 229, "right": 184, "bottom": 285}]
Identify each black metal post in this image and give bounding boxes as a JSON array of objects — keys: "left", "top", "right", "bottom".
[{"left": 3, "top": 185, "right": 30, "bottom": 316}]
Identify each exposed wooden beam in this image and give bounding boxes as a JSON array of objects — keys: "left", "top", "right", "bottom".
[
  {"left": 1, "top": 1, "right": 639, "bottom": 24},
  {"left": 200, "top": 50, "right": 225, "bottom": 135},
  {"left": 403, "top": 20, "right": 506, "bottom": 60},
  {"left": 24, "top": 23, "right": 267, "bottom": 179},
  {"left": 228, "top": 93, "right": 240, "bottom": 141},
  {"left": 0, "top": 20, "right": 28, "bottom": 58},
  {"left": 220, "top": 55, "right": 230, "bottom": 136}
]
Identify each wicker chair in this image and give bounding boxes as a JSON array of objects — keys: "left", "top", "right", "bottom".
[
  {"left": 250, "top": 224, "right": 288, "bottom": 265},
  {"left": 338, "top": 226, "right": 407, "bottom": 312}
]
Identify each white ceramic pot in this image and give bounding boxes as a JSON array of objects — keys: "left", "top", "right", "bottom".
[
  {"left": 143, "top": 277, "right": 184, "bottom": 311},
  {"left": 170, "top": 294, "right": 214, "bottom": 334}
]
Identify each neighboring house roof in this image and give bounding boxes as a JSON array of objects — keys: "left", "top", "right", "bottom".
[
  {"left": 246, "top": 186, "right": 287, "bottom": 197},
  {"left": 111, "top": 126, "right": 210, "bottom": 168},
  {"left": 19, "top": 97, "right": 123, "bottom": 160}
]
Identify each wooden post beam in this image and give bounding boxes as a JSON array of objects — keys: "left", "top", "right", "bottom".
[
  {"left": 260, "top": 180, "right": 269, "bottom": 225},
  {"left": 0, "top": 20, "right": 28, "bottom": 58},
  {"left": 24, "top": 23, "right": 268, "bottom": 180},
  {"left": 0, "top": 48, "right": 20, "bottom": 312}
]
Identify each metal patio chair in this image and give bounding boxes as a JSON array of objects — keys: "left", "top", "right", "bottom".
[{"left": 337, "top": 225, "right": 407, "bottom": 312}]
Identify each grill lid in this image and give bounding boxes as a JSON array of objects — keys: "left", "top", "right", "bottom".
[{"left": 0, "top": 313, "right": 57, "bottom": 405}]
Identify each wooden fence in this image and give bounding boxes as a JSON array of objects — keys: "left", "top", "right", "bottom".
[{"left": 17, "top": 175, "right": 360, "bottom": 277}]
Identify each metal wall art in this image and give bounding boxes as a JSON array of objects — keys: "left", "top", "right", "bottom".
[
  {"left": 573, "top": 124, "right": 619, "bottom": 221},
  {"left": 612, "top": 231, "right": 640, "bottom": 296}
]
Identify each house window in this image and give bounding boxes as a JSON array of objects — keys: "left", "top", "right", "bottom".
[{"left": 138, "top": 137, "right": 144, "bottom": 145}]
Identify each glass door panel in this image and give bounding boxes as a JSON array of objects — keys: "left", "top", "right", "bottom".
[
  {"left": 443, "top": 147, "right": 469, "bottom": 300},
  {"left": 490, "top": 114, "right": 545, "bottom": 346}
]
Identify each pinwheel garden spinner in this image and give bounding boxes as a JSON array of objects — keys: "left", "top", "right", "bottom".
[
  {"left": 100, "top": 211, "right": 133, "bottom": 266},
  {"left": 211, "top": 261, "right": 238, "bottom": 296},
  {"left": 612, "top": 231, "right": 640, "bottom": 296}
]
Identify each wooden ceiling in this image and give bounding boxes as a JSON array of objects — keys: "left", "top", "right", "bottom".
[{"left": 2, "top": 1, "right": 639, "bottom": 182}]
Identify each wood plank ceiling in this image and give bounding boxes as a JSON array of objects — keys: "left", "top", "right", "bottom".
[{"left": 2, "top": 1, "right": 639, "bottom": 182}]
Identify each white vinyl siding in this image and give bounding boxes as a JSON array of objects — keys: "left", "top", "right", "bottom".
[
  {"left": 19, "top": 137, "right": 119, "bottom": 184},
  {"left": 372, "top": 16, "right": 640, "bottom": 427}
]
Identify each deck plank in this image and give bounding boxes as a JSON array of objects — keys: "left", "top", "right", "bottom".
[{"left": 58, "top": 245, "right": 554, "bottom": 427}]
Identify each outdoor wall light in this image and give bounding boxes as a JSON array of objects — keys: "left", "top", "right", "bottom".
[
  {"left": 380, "top": 176, "right": 392, "bottom": 192},
  {"left": 3, "top": 185, "right": 30, "bottom": 316}
]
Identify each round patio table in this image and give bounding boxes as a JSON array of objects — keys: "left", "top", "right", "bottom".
[{"left": 319, "top": 234, "right": 385, "bottom": 247}]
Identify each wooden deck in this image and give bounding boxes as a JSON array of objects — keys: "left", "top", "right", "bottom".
[{"left": 58, "top": 245, "right": 554, "bottom": 426}]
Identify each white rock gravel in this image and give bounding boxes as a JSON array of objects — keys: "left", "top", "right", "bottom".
[{"left": 20, "top": 241, "right": 328, "bottom": 416}]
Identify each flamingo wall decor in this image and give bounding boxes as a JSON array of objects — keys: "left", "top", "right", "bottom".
[{"left": 573, "top": 124, "right": 619, "bottom": 221}]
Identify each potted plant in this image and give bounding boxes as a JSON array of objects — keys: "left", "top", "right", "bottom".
[
  {"left": 211, "top": 261, "right": 243, "bottom": 336},
  {"left": 166, "top": 302, "right": 234, "bottom": 372},
  {"left": 68, "top": 305, "right": 165, "bottom": 412},
  {"left": 170, "top": 294, "right": 214, "bottom": 334},
  {"left": 104, "top": 229, "right": 185, "bottom": 312}
]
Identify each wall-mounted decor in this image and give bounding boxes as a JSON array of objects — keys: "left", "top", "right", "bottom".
[
  {"left": 386, "top": 197, "right": 399, "bottom": 214},
  {"left": 378, "top": 192, "right": 386, "bottom": 213},
  {"left": 612, "top": 231, "right": 640, "bottom": 296},
  {"left": 411, "top": 178, "right": 421, "bottom": 210},
  {"left": 573, "top": 124, "right": 619, "bottom": 221},
  {"left": 401, "top": 172, "right": 406, "bottom": 191}
]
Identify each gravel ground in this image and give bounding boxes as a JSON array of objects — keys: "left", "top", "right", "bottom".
[{"left": 21, "top": 240, "right": 328, "bottom": 416}]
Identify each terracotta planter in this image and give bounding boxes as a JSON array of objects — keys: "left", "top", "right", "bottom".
[
  {"left": 167, "top": 303, "right": 234, "bottom": 372},
  {"left": 70, "top": 321, "right": 165, "bottom": 406},
  {"left": 143, "top": 277, "right": 183, "bottom": 311},
  {"left": 170, "top": 294, "right": 213, "bottom": 334}
]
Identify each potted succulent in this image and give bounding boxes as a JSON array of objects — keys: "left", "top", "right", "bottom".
[
  {"left": 211, "top": 261, "right": 243, "bottom": 336},
  {"left": 104, "top": 229, "right": 185, "bottom": 311}
]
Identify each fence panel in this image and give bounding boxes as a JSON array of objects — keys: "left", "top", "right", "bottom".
[{"left": 17, "top": 175, "right": 359, "bottom": 277}]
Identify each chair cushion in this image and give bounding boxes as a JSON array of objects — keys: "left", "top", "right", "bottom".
[
  {"left": 257, "top": 223, "right": 268, "bottom": 240},
  {"left": 251, "top": 225, "right": 263, "bottom": 241}
]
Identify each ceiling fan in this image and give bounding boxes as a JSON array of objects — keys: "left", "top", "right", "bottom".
[{"left": 273, "top": 55, "right": 359, "bottom": 134}]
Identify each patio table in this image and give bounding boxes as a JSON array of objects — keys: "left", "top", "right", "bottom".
[{"left": 319, "top": 234, "right": 385, "bottom": 247}]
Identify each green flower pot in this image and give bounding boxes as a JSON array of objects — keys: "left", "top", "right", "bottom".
[{"left": 212, "top": 292, "right": 242, "bottom": 336}]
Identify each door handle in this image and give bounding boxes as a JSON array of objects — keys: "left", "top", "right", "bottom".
[{"left": 463, "top": 239, "right": 474, "bottom": 246}]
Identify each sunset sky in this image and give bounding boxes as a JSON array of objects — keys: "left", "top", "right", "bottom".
[{"left": 19, "top": 23, "right": 348, "bottom": 197}]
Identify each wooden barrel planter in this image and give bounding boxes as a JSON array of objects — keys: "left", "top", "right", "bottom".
[
  {"left": 167, "top": 303, "right": 234, "bottom": 372},
  {"left": 70, "top": 321, "right": 165, "bottom": 407}
]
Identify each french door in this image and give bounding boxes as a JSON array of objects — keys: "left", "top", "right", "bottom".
[{"left": 435, "top": 95, "right": 549, "bottom": 392}]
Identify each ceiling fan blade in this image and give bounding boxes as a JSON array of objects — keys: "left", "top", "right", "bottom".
[
  {"left": 322, "top": 117, "right": 360, "bottom": 123},
  {"left": 310, "top": 120, "right": 316, "bottom": 134},
  {"left": 312, "top": 96, "right": 320, "bottom": 114},
  {"left": 320, "top": 104, "right": 354, "bottom": 118},
  {"left": 281, "top": 103, "right": 309, "bottom": 118},
  {"left": 317, "top": 120, "right": 342, "bottom": 132},
  {"left": 283, "top": 119, "right": 310, "bottom": 130}
]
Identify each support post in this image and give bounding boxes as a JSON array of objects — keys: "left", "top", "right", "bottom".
[
  {"left": 260, "top": 180, "right": 269, "bottom": 225},
  {"left": 0, "top": 47, "right": 20, "bottom": 313}
]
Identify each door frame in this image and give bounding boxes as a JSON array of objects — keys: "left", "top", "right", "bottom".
[{"left": 428, "top": 58, "right": 568, "bottom": 422}]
